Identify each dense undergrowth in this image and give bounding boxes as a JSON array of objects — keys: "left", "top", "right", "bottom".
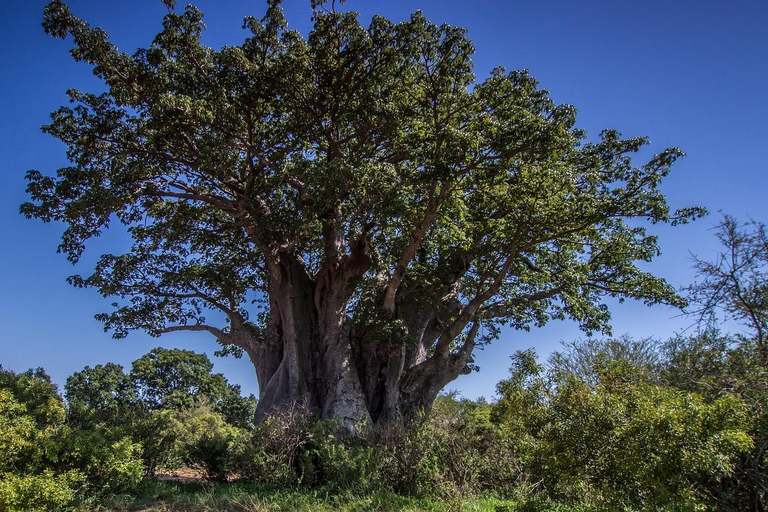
[{"left": 2, "top": 330, "right": 767, "bottom": 511}]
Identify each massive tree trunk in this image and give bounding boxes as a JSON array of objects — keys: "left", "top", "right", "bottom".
[{"left": 239, "top": 248, "right": 477, "bottom": 427}]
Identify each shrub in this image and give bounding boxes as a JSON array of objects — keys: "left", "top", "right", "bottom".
[
  {"left": 373, "top": 420, "right": 450, "bottom": 496},
  {"left": 130, "top": 408, "right": 182, "bottom": 476},
  {"left": 228, "top": 398, "right": 520, "bottom": 498},
  {"left": 174, "top": 405, "right": 246, "bottom": 482},
  {"left": 662, "top": 332, "right": 768, "bottom": 509},
  {"left": 64, "top": 349, "right": 259, "bottom": 479},
  {"left": 56, "top": 428, "right": 144, "bottom": 493},
  {"left": 0, "top": 367, "right": 83, "bottom": 510},
  {"left": 231, "top": 404, "right": 317, "bottom": 486},
  {"left": 493, "top": 350, "right": 753, "bottom": 511},
  {"left": 0, "top": 470, "right": 83, "bottom": 512}
]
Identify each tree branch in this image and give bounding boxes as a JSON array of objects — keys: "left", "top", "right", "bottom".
[{"left": 382, "top": 181, "right": 445, "bottom": 317}]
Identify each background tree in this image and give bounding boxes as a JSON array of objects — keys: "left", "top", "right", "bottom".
[
  {"left": 23, "top": 0, "right": 702, "bottom": 425},
  {"left": 131, "top": 349, "right": 217, "bottom": 410},
  {"left": 66, "top": 348, "right": 256, "bottom": 426},
  {"left": 685, "top": 215, "right": 768, "bottom": 348},
  {"left": 65, "top": 347, "right": 256, "bottom": 476},
  {"left": 65, "top": 362, "right": 137, "bottom": 427},
  {"left": 548, "top": 335, "right": 661, "bottom": 387}
]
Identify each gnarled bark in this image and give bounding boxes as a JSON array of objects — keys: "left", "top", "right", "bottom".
[{"left": 236, "top": 241, "right": 483, "bottom": 427}]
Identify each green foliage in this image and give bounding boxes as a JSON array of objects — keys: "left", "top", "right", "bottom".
[
  {"left": 131, "top": 348, "right": 228, "bottom": 411},
  {"left": 128, "top": 348, "right": 257, "bottom": 426},
  {"left": 231, "top": 406, "right": 320, "bottom": 486},
  {"left": 2, "top": 347, "right": 257, "bottom": 508},
  {"left": 0, "top": 368, "right": 63, "bottom": 468},
  {"left": 0, "top": 389, "right": 37, "bottom": 474},
  {"left": 0, "top": 367, "right": 84, "bottom": 510},
  {"left": 493, "top": 347, "right": 752, "bottom": 511},
  {"left": 373, "top": 420, "right": 464, "bottom": 497},
  {"left": 172, "top": 405, "right": 246, "bottom": 482},
  {"left": 65, "top": 361, "right": 136, "bottom": 427},
  {"left": 0, "top": 470, "right": 83, "bottom": 512},
  {"left": 55, "top": 427, "right": 145, "bottom": 494},
  {"left": 407, "top": 393, "right": 518, "bottom": 496},
  {"left": 228, "top": 400, "right": 518, "bottom": 499},
  {"left": 548, "top": 335, "right": 661, "bottom": 387},
  {"left": 133, "top": 409, "right": 185, "bottom": 476},
  {"left": 1, "top": 365, "right": 145, "bottom": 506},
  {"left": 308, "top": 430, "right": 380, "bottom": 492},
  {"left": 64, "top": 347, "right": 257, "bottom": 478},
  {"left": 0, "top": 367, "right": 65, "bottom": 429},
  {"left": 4, "top": 334, "right": 765, "bottom": 509},
  {"left": 662, "top": 332, "right": 768, "bottom": 510}
]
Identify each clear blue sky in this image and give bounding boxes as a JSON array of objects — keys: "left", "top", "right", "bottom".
[{"left": 1, "top": 0, "right": 766, "bottom": 400}]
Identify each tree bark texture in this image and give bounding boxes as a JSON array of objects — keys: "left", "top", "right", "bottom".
[{"left": 231, "top": 250, "right": 477, "bottom": 428}]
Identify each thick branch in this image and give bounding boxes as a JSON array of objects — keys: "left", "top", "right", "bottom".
[
  {"left": 154, "top": 323, "right": 228, "bottom": 341},
  {"left": 433, "top": 245, "right": 520, "bottom": 357},
  {"left": 382, "top": 182, "right": 444, "bottom": 317}
]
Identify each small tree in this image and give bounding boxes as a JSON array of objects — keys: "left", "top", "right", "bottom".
[
  {"left": 686, "top": 215, "right": 768, "bottom": 348},
  {"left": 548, "top": 335, "right": 661, "bottom": 387},
  {"left": 24, "top": 0, "right": 702, "bottom": 425},
  {"left": 66, "top": 348, "right": 256, "bottom": 476}
]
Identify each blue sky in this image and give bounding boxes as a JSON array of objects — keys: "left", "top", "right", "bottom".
[{"left": 1, "top": 0, "right": 766, "bottom": 400}]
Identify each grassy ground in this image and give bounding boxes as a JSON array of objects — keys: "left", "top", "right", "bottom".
[{"left": 76, "top": 481, "right": 518, "bottom": 512}]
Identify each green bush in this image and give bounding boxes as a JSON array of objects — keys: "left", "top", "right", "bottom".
[
  {"left": 173, "top": 405, "right": 246, "bottom": 482},
  {"left": 662, "top": 332, "right": 768, "bottom": 510},
  {"left": 0, "top": 367, "right": 83, "bottom": 510},
  {"left": 297, "top": 421, "right": 382, "bottom": 491},
  {"left": 0, "top": 389, "right": 37, "bottom": 474},
  {"left": 429, "top": 392, "right": 520, "bottom": 495},
  {"left": 133, "top": 409, "right": 185, "bottom": 476},
  {"left": 230, "top": 405, "right": 318, "bottom": 486},
  {"left": 64, "top": 349, "right": 258, "bottom": 479},
  {"left": 56, "top": 428, "right": 144, "bottom": 494},
  {"left": 228, "top": 399, "right": 519, "bottom": 498},
  {"left": 492, "top": 350, "right": 753, "bottom": 511},
  {"left": 0, "top": 470, "right": 83, "bottom": 512},
  {"left": 374, "top": 420, "right": 451, "bottom": 496}
]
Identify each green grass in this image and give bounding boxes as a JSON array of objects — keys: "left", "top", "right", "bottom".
[{"left": 76, "top": 481, "right": 518, "bottom": 511}]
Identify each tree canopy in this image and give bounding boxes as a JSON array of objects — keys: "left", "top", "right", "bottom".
[
  {"left": 23, "top": 0, "right": 702, "bottom": 425},
  {"left": 66, "top": 348, "right": 257, "bottom": 427}
]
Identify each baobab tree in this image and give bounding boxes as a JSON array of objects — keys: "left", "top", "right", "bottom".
[{"left": 23, "top": 0, "right": 702, "bottom": 426}]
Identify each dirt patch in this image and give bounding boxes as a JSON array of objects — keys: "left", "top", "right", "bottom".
[{"left": 155, "top": 468, "right": 206, "bottom": 484}]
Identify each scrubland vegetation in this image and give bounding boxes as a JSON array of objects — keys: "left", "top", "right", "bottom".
[
  {"left": 3, "top": 330, "right": 768, "bottom": 510},
  {"left": 3, "top": 327, "right": 766, "bottom": 511}
]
